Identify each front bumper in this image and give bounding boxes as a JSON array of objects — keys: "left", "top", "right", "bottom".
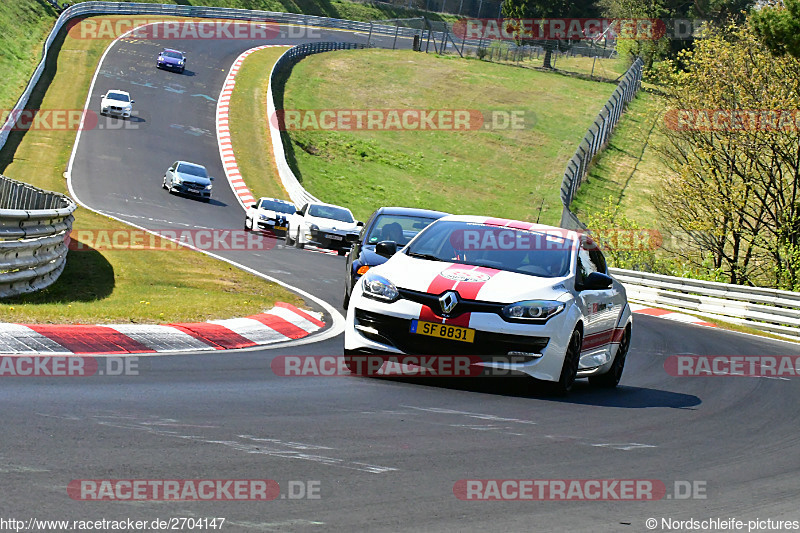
[
  {"left": 158, "top": 61, "right": 184, "bottom": 71},
  {"left": 172, "top": 182, "right": 211, "bottom": 199},
  {"left": 344, "top": 284, "right": 575, "bottom": 382},
  {"left": 306, "top": 227, "right": 356, "bottom": 251},
  {"left": 102, "top": 106, "right": 131, "bottom": 118},
  {"left": 256, "top": 217, "right": 288, "bottom": 234}
]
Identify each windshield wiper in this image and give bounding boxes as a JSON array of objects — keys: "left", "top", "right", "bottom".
[{"left": 406, "top": 251, "right": 443, "bottom": 261}]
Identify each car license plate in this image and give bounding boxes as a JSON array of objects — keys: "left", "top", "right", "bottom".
[
  {"left": 188, "top": 188, "right": 199, "bottom": 194},
  {"left": 274, "top": 225, "right": 286, "bottom": 231},
  {"left": 410, "top": 320, "right": 475, "bottom": 343},
  {"left": 326, "top": 234, "right": 342, "bottom": 241}
]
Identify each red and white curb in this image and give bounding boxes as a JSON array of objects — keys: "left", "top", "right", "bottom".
[
  {"left": 216, "top": 45, "right": 291, "bottom": 209},
  {"left": 0, "top": 303, "right": 324, "bottom": 355},
  {"left": 630, "top": 304, "right": 717, "bottom": 328}
]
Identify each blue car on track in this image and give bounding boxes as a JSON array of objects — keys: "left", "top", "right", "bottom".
[{"left": 157, "top": 48, "right": 186, "bottom": 73}]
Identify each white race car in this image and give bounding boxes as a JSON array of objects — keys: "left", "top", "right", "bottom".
[
  {"left": 344, "top": 215, "right": 632, "bottom": 394},
  {"left": 285, "top": 202, "right": 363, "bottom": 255},
  {"left": 244, "top": 197, "right": 296, "bottom": 235},
  {"left": 99, "top": 89, "right": 134, "bottom": 118}
]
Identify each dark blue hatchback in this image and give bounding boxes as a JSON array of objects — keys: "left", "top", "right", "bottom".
[{"left": 343, "top": 206, "right": 449, "bottom": 309}]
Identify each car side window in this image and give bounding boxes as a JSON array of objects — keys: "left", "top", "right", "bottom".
[
  {"left": 589, "top": 249, "right": 607, "bottom": 274},
  {"left": 576, "top": 245, "right": 597, "bottom": 283}
]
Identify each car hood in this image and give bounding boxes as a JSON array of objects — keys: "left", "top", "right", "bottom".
[
  {"left": 258, "top": 209, "right": 290, "bottom": 218},
  {"left": 374, "top": 252, "right": 571, "bottom": 303},
  {"left": 160, "top": 56, "right": 183, "bottom": 64},
  {"left": 175, "top": 171, "right": 211, "bottom": 185},
  {"left": 306, "top": 215, "right": 358, "bottom": 232},
  {"left": 102, "top": 98, "right": 130, "bottom": 107}
]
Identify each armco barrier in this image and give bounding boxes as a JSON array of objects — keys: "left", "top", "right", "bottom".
[
  {"left": 559, "top": 57, "right": 643, "bottom": 229},
  {"left": 267, "top": 42, "right": 367, "bottom": 206},
  {"left": 610, "top": 268, "right": 800, "bottom": 339},
  {"left": 0, "top": 176, "right": 77, "bottom": 297}
]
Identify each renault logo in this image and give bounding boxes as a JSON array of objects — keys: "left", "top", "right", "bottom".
[{"left": 439, "top": 291, "right": 459, "bottom": 315}]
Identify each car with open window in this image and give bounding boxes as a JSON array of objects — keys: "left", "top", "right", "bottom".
[
  {"left": 343, "top": 206, "right": 449, "bottom": 309},
  {"left": 344, "top": 215, "right": 632, "bottom": 394}
]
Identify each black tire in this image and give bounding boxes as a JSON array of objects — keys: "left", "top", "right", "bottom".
[
  {"left": 284, "top": 226, "right": 293, "bottom": 246},
  {"left": 551, "top": 328, "right": 582, "bottom": 395},
  {"left": 589, "top": 325, "right": 630, "bottom": 388},
  {"left": 202, "top": 198, "right": 210, "bottom": 203},
  {"left": 337, "top": 248, "right": 347, "bottom": 256},
  {"left": 294, "top": 229, "right": 304, "bottom": 249},
  {"left": 162, "top": 176, "right": 168, "bottom": 190},
  {"left": 342, "top": 286, "right": 350, "bottom": 310},
  {"left": 244, "top": 217, "right": 251, "bottom": 231}
]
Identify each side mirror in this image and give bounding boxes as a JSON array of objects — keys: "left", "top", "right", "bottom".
[
  {"left": 249, "top": 203, "right": 257, "bottom": 209},
  {"left": 356, "top": 221, "right": 364, "bottom": 227},
  {"left": 577, "top": 272, "right": 613, "bottom": 291},
  {"left": 209, "top": 176, "right": 215, "bottom": 181},
  {"left": 376, "top": 240, "right": 397, "bottom": 258},
  {"left": 131, "top": 100, "right": 135, "bottom": 104},
  {"left": 346, "top": 233, "right": 360, "bottom": 244}
]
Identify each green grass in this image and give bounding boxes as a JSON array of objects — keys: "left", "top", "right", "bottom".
[
  {"left": 0, "top": 0, "right": 58, "bottom": 112},
  {"left": 280, "top": 49, "right": 616, "bottom": 224},
  {"left": 228, "top": 46, "right": 291, "bottom": 202},
  {"left": 570, "top": 89, "right": 667, "bottom": 228},
  {"left": 0, "top": 15, "right": 303, "bottom": 323}
]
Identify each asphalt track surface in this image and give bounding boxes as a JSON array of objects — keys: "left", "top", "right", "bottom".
[{"left": 3, "top": 22, "right": 800, "bottom": 533}]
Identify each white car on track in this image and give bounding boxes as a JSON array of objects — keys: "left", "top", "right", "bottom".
[
  {"left": 244, "top": 197, "right": 297, "bottom": 235},
  {"left": 285, "top": 202, "right": 363, "bottom": 255},
  {"left": 99, "top": 89, "right": 134, "bottom": 118},
  {"left": 344, "top": 215, "right": 632, "bottom": 394}
]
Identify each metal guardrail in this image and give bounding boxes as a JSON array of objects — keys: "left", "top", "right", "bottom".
[
  {"left": 611, "top": 268, "right": 800, "bottom": 339},
  {"left": 559, "top": 57, "right": 643, "bottom": 229},
  {"left": 0, "top": 176, "right": 76, "bottom": 298},
  {"left": 267, "top": 42, "right": 367, "bottom": 207}
]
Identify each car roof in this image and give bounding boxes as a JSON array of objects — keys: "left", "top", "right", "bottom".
[
  {"left": 436, "top": 214, "right": 567, "bottom": 234},
  {"left": 175, "top": 161, "right": 206, "bottom": 168},
  {"left": 371, "top": 206, "right": 450, "bottom": 218},
  {"left": 258, "top": 197, "right": 294, "bottom": 204},
  {"left": 162, "top": 48, "right": 185, "bottom": 54},
  {"left": 307, "top": 202, "right": 353, "bottom": 212}
]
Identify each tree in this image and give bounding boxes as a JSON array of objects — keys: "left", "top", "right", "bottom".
[
  {"left": 751, "top": 0, "right": 800, "bottom": 57},
  {"left": 500, "top": 0, "right": 599, "bottom": 68},
  {"left": 654, "top": 22, "right": 800, "bottom": 289}
]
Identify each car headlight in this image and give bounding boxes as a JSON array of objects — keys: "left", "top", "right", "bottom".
[
  {"left": 178, "top": 61, "right": 184, "bottom": 65},
  {"left": 502, "top": 300, "right": 565, "bottom": 322},
  {"left": 259, "top": 214, "right": 269, "bottom": 220},
  {"left": 362, "top": 272, "right": 399, "bottom": 303},
  {"left": 173, "top": 176, "right": 182, "bottom": 184},
  {"left": 205, "top": 184, "right": 212, "bottom": 190}
]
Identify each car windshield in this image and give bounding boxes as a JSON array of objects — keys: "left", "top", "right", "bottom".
[
  {"left": 366, "top": 214, "right": 439, "bottom": 246},
  {"left": 260, "top": 199, "right": 295, "bottom": 214},
  {"left": 106, "top": 92, "right": 129, "bottom": 102},
  {"left": 405, "top": 220, "right": 574, "bottom": 278},
  {"left": 308, "top": 204, "right": 354, "bottom": 223},
  {"left": 162, "top": 51, "right": 183, "bottom": 59},
  {"left": 177, "top": 163, "right": 207, "bottom": 178}
]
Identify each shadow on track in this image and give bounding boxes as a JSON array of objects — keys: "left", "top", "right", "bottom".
[{"left": 363, "top": 375, "right": 701, "bottom": 409}]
